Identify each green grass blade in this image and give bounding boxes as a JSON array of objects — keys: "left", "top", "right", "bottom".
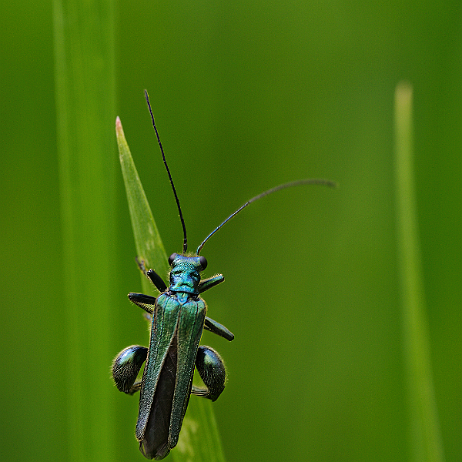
[
  {"left": 116, "top": 117, "right": 227, "bottom": 462},
  {"left": 53, "top": 0, "right": 116, "bottom": 460},
  {"left": 394, "top": 82, "right": 445, "bottom": 462},
  {"left": 116, "top": 116, "right": 169, "bottom": 291}
]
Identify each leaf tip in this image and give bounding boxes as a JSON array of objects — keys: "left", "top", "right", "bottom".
[{"left": 116, "top": 116, "right": 127, "bottom": 145}]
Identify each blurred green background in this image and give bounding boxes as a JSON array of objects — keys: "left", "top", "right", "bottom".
[{"left": 1, "top": 0, "right": 461, "bottom": 461}]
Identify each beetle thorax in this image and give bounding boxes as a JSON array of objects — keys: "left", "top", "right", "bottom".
[{"left": 168, "top": 255, "right": 203, "bottom": 295}]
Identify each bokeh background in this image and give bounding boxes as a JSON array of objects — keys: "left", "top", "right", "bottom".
[{"left": 1, "top": 1, "right": 461, "bottom": 461}]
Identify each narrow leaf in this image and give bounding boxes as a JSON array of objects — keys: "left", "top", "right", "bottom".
[
  {"left": 394, "top": 81, "right": 445, "bottom": 462},
  {"left": 115, "top": 116, "right": 227, "bottom": 462},
  {"left": 116, "top": 116, "right": 169, "bottom": 290},
  {"left": 53, "top": 0, "right": 116, "bottom": 460}
]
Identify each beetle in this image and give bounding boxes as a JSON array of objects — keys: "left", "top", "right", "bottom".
[{"left": 112, "top": 90, "right": 335, "bottom": 459}]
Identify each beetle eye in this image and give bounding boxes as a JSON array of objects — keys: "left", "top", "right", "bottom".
[
  {"left": 199, "top": 256, "right": 207, "bottom": 270},
  {"left": 168, "top": 253, "right": 177, "bottom": 266}
]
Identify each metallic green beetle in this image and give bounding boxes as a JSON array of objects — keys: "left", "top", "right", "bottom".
[
  {"left": 112, "top": 91, "right": 335, "bottom": 459},
  {"left": 112, "top": 252, "right": 232, "bottom": 459}
]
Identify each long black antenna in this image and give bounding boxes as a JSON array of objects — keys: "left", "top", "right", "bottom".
[
  {"left": 145, "top": 90, "right": 188, "bottom": 254},
  {"left": 196, "top": 178, "right": 336, "bottom": 254}
]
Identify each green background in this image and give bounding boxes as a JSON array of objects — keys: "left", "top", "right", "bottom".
[{"left": 1, "top": 1, "right": 461, "bottom": 461}]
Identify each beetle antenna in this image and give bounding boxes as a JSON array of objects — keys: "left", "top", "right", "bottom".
[
  {"left": 196, "top": 178, "right": 336, "bottom": 254},
  {"left": 145, "top": 90, "right": 188, "bottom": 253}
]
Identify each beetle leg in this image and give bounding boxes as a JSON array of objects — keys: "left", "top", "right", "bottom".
[
  {"left": 112, "top": 345, "right": 148, "bottom": 395},
  {"left": 147, "top": 269, "right": 167, "bottom": 292},
  {"left": 128, "top": 293, "right": 156, "bottom": 314},
  {"left": 198, "top": 274, "right": 224, "bottom": 293},
  {"left": 135, "top": 257, "right": 167, "bottom": 292},
  {"left": 135, "top": 256, "right": 148, "bottom": 274},
  {"left": 191, "top": 346, "right": 226, "bottom": 402},
  {"left": 204, "top": 317, "right": 234, "bottom": 341}
]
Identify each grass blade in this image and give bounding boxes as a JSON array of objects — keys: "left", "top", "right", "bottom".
[
  {"left": 116, "top": 116, "right": 227, "bottom": 462},
  {"left": 53, "top": 0, "right": 116, "bottom": 460},
  {"left": 394, "top": 81, "right": 445, "bottom": 462},
  {"left": 116, "top": 116, "right": 169, "bottom": 290}
]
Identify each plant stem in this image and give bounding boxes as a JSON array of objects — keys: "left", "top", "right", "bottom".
[
  {"left": 394, "top": 81, "right": 445, "bottom": 462},
  {"left": 53, "top": 0, "right": 116, "bottom": 460}
]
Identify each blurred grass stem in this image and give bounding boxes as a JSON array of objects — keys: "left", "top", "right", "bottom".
[
  {"left": 394, "top": 82, "right": 445, "bottom": 462},
  {"left": 53, "top": 0, "right": 116, "bottom": 460}
]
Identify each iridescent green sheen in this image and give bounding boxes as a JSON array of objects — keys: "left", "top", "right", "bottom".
[{"left": 112, "top": 254, "right": 232, "bottom": 460}]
